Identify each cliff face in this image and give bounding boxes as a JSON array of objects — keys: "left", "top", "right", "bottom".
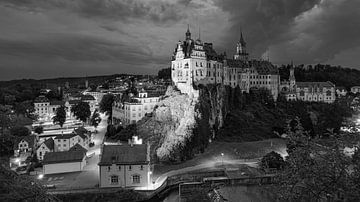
[{"left": 137, "top": 84, "right": 232, "bottom": 162}]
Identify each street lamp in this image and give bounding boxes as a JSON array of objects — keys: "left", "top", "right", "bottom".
[{"left": 221, "top": 153, "right": 224, "bottom": 168}]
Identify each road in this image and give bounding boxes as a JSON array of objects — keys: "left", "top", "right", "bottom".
[
  {"left": 40, "top": 113, "right": 108, "bottom": 189},
  {"left": 135, "top": 158, "right": 260, "bottom": 191}
]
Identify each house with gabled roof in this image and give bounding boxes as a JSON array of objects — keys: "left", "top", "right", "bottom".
[
  {"left": 14, "top": 135, "right": 38, "bottom": 156},
  {"left": 42, "top": 150, "right": 86, "bottom": 175},
  {"left": 54, "top": 133, "right": 79, "bottom": 152},
  {"left": 36, "top": 138, "right": 54, "bottom": 161},
  {"left": 98, "top": 142, "right": 150, "bottom": 188}
]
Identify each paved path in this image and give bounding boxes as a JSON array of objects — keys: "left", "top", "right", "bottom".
[{"left": 136, "top": 159, "right": 260, "bottom": 190}]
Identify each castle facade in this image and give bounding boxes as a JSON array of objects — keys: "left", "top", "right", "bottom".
[{"left": 171, "top": 27, "right": 280, "bottom": 100}]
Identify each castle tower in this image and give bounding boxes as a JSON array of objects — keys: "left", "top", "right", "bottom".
[
  {"left": 186, "top": 24, "right": 191, "bottom": 41},
  {"left": 289, "top": 61, "right": 296, "bottom": 91},
  {"left": 234, "top": 30, "right": 249, "bottom": 61}
]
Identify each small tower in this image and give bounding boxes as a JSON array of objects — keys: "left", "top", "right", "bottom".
[
  {"left": 234, "top": 30, "right": 249, "bottom": 61},
  {"left": 185, "top": 24, "right": 191, "bottom": 41},
  {"left": 289, "top": 61, "right": 296, "bottom": 91}
]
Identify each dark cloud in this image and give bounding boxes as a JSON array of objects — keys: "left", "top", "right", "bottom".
[
  {"left": 215, "top": 0, "right": 360, "bottom": 66},
  {"left": 1, "top": 0, "right": 186, "bottom": 25},
  {"left": 0, "top": 0, "right": 359, "bottom": 80}
]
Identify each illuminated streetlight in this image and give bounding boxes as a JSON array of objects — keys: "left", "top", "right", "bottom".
[
  {"left": 38, "top": 174, "right": 44, "bottom": 180},
  {"left": 221, "top": 153, "right": 224, "bottom": 168}
]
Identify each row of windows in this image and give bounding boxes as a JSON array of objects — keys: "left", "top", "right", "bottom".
[
  {"left": 107, "top": 165, "right": 144, "bottom": 172},
  {"left": 110, "top": 175, "right": 140, "bottom": 185}
]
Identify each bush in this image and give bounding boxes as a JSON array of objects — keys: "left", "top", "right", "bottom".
[
  {"left": 260, "top": 151, "right": 285, "bottom": 171},
  {"left": 34, "top": 126, "right": 43, "bottom": 134}
]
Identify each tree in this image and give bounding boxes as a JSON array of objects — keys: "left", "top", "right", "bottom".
[
  {"left": 71, "top": 101, "right": 91, "bottom": 124},
  {"left": 99, "top": 94, "right": 115, "bottom": 122},
  {"left": 14, "top": 100, "right": 35, "bottom": 119},
  {"left": 157, "top": 67, "right": 171, "bottom": 80},
  {"left": 260, "top": 151, "right": 285, "bottom": 171},
  {"left": 10, "top": 126, "right": 30, "bottom": 137},
  {"left": 273, "top": 119, "right": 360, "bottom": 201},
  {"left": 52, "top": 105, "right": 66, "bottom": 128},
  {"left": 90, "top": 110, "right": 101, "bottom": 132},
  {"left": 34, "top": 126, "right": 43, "bottom": 134},
  {"left": 0, "top": 105, "right": 13, "bottom": 134}
]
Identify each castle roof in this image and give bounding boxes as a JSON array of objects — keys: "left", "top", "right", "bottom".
[
  {"left": 296, "top": 81, "right": 335, "bottom": 88},
  {"left": 34, "top": 96, "right": 49, "bottom": 103},
  {"left": 250, "top": 60, "right": 278, "bottom": 75},
  {"left": 50, "top": 100, "right": 65, "bottom": 106}
]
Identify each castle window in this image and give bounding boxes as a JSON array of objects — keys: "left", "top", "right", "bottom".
[
  {"left": 132, "top": 175, "right": 140, "bottom": 184},
  {"left": 111, "top": 175, "right": 118, "bottom": 185}
]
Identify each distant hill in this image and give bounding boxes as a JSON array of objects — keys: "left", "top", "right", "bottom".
[
  {"left": 0, "top": 74, "right": 132, "bottom": 88},
  {"left": 279, "top": 64, "right": 360, "bottom": 90}
]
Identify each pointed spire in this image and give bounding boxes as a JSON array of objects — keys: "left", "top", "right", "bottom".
[
  {"left": 186, "top": 24, "right": 191, "bottom": 40},
  {"left": 240, "top": 29, "right": 246, "bottom": 45}
]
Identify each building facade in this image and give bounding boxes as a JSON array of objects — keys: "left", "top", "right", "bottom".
[
  {"left": 98, "top": 143, "right": 150, "bottom": 188},
  {"left": 280, "top": 66, "right": 336, "bottom": 103},
  {"left": 36, "top": 138, "right": 54, "bottom": 161},
  {"left": 42, "top": 150, "right": 86, "bottom": 175},
  {"left": 171, "top": 27, "right": 280, "bottom": 100},
  {"left": 112, "top": 91, "right": 160, "bottom": 126}
]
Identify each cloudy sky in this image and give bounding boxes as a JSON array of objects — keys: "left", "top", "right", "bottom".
[{"left": 0, "top": 0, "right": 359, "bottom": 80}]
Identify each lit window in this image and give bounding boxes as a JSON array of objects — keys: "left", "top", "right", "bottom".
[
  {"left": 111, "top": 175, "right": 118, "bottom": 185},
  {"left": 132, "top": 175, "right": 140, "bottom": 184}
]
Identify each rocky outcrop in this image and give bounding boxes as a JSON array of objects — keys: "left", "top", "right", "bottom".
[{"left": 137, "top": 84, "right": 235, "bottom": 162}]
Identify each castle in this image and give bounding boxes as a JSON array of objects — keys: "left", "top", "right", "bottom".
[{"left": 171, "top": 26, "right": 280, "bottom": 100}]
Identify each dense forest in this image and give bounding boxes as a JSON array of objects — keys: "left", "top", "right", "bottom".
[{"left": 279, "top": 63, "right": 360, "bottom": 89}]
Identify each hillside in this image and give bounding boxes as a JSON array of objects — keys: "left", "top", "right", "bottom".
[{"left": 279, "top": 64, "right": 360, "bottom": 89}]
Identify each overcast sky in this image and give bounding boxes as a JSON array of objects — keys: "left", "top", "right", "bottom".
[{"left": 0, "top": 0, "right": 359, "bottom": 80}]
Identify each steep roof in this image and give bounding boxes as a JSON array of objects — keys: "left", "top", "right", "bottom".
[
  {"left": 34, "top": 96, "right": 49, "bottom": 103},
  {"left": 42, "top": 138, "right": 54, "bottom": 150},
  {"left": 50, "top": 100, "right": 65, "bottom": 106},
  {"left": 81, "top": 94, "right": 95, "bottom": 101},
  {"left": 98, "top": 144, "right": 148, "bottom": 166},
  {"left": 226, "top": 59, "right": 249, "bottom": 68},
  {"left": 250, "top": 60, "right": 278, "bottom": 75},
  {"left": 14, "top": 135, "right": 37, "bottom": 150},
  {"left": 42, "top": 150, "right": 85, "bottom": 164},
  {"left": 69, "top": 143, "right": 87, "bottom": 154},
  {"left": 296, "top": 81, "right": 335, "bottom": 88},
  {"left": 54, "top": 133, "right": 78, "bottom": 140},
  {"left": 69, "top": 100, "right": 81, "bottom": 105}
]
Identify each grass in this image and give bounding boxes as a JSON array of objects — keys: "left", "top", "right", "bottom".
[{"left": 153, "top": 138, "right": 287, "bottom": 178}]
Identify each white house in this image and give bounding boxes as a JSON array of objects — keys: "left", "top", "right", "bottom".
[
  {"left": 42, "top": 150, "right": 86, "bottom": 175},
  {"left": 98, "top": 143, "right": 150, "bottom": 188},
  {"left": 14, "top": 135, "right": 38, "bottom": 156},
  {"left": 351, "top": 86, "right": 360, "bottom": 94},
  {"left": 54, "top": 133, "right": 79, "bottom": 152},
  {"left": 36, "top": 138, "right": 54, "bottom": 161},
  {"left": 112, "top": 90, "right": 160, "bottom": 126}
]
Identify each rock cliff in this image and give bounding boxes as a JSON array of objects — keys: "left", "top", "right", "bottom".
[{"left": 137, "top": 84, "right": 233, "bottom": 162}]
